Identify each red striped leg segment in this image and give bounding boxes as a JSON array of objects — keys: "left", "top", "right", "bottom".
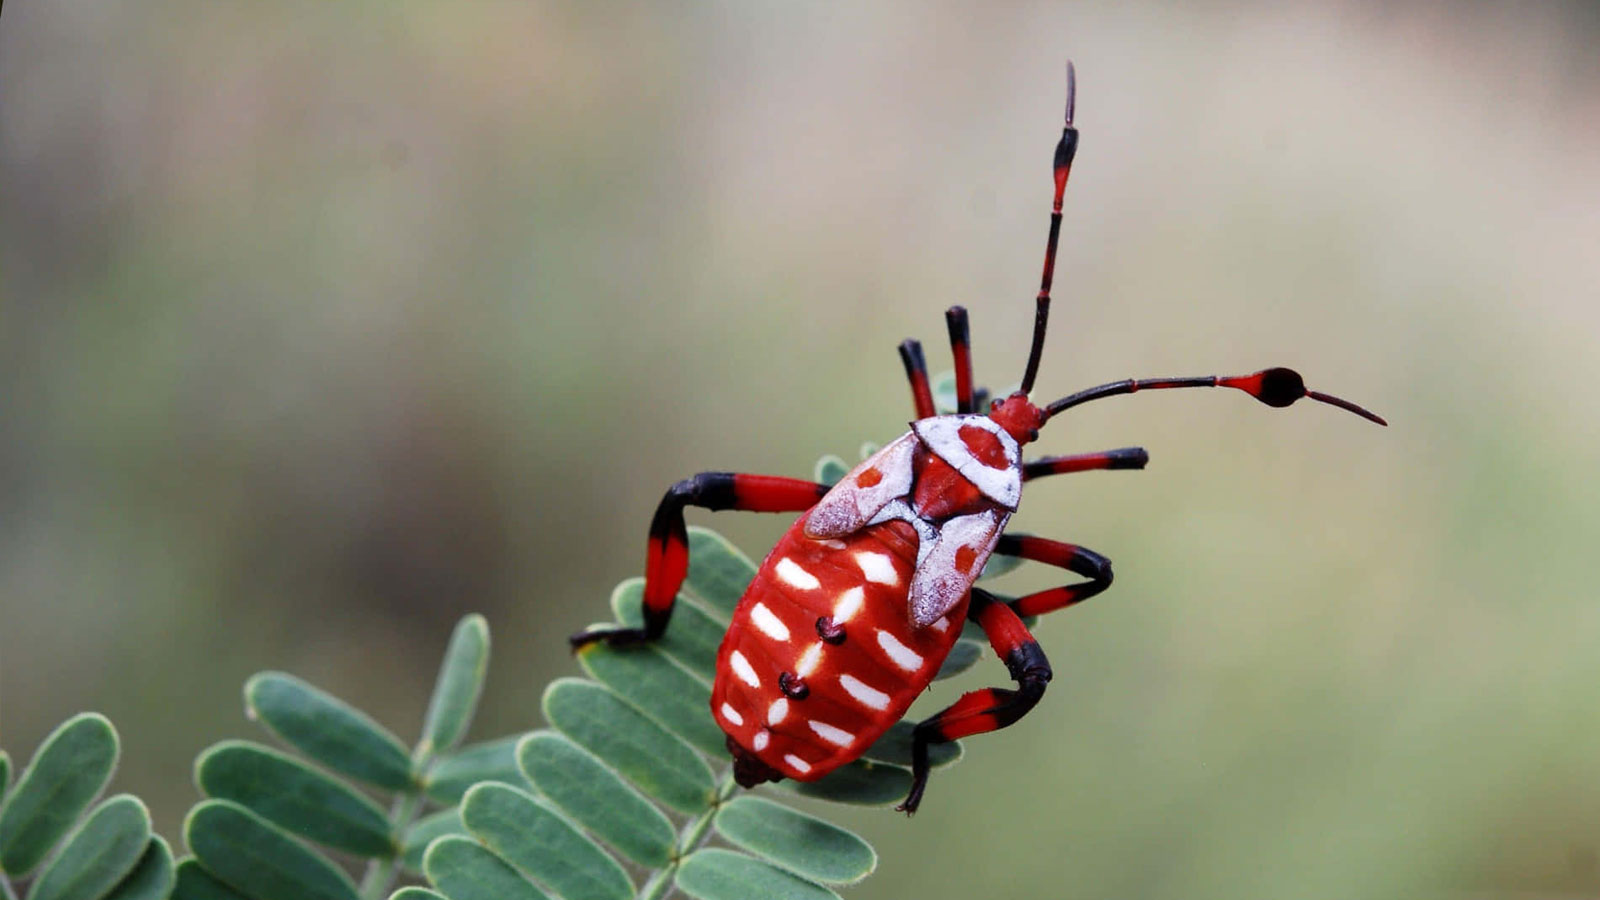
[
  {"left": 1022, "top": 446, "right": 1148, "bottom": 481},
  {"left": 944, "top": 306, "right": 974, "bottom": 414},
  {"left": 897, "top": 589, "right": 1051, "bottom": 814},
  {"left": 992, "top": 534, "right": 1114, "bottom": 618},
  {"left": 898, "top": 339, "right": 935, "bottom": 419},
  {"left": 569, "top": 473, "right": 828, "bottom": 650}
]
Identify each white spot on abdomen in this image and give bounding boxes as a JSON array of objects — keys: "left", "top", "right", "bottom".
[
  {"left": 854, "top": 551, "right": 899, "bottom": 585},
  {"left": 795, "top": 643, "right": 823, "bottom": 678},
  {"left": 750, "top": 603, "right": 791, "bottom": 641},
  {"left": 833, "top": 586, "right": 864, "bottom": 623},
  {"left": 719, "top": 703, "right": 744, "bottom": 726},
  {"left": 752, "top": 730, "right": 770, "bottom": 751},
  {"left": 784, "top": 754, "right": 811, "bottom": 774},
  {"left": 838, "top": 674, "right": 890, "bottom": 711},
  {"left": 875, "top": 629, "right": 925, "bottom": 672},
  {"left": 807, "top": 719, "right": 856, "bottom": 747},
  {"left": 768, "top": 698, "right": 789, "bottom": 725},
  {"left": 729, "top": 650, "right": 761, "bottom": 688},
  {"left": 775, "top": 558, "right": 821, "bottom": 590}
]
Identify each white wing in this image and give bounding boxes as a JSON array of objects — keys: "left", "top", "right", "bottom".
[
  {"left": 907, "top": 509, "right": 1007, "bottom": 627},
  {"left": 803, "top": 432, "right": 918, "bottom": 539}
]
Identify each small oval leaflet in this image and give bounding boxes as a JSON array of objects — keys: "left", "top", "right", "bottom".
[
  {"left": 195, "top": 740, "right": 394, "bottom": 857},
  {"left": 516, "top": 730, "right": 676, "bottom": 868},
  {"left": 675, "top": 847, "right": 842, "bottom": 900},
  {"left": 0, "top": 712, "right": 120, "bottom": 876},
  {"left": 714, "top": 795, "right": 876, "bottom": 885},
  {"left": 25, "top": 794, "right": 151, "bottom": 900},
  {"left": 577, "top": 640, "right": 725, "bottom": 757},
  {"left": 170, "top": 858, "right": 250, "bottom": 900},
  {"left": 542, "top": 678, "right": 716, "bottom": 814},
  {"left": 102, "top": 836, "right": 176, "bottom": 900},
  {"left": 461, "top": 782, "right": 633, "bottom": 900},
  {"left": 419, "top": 613, "right": 491, "bottom": 757},
  {"left": 423, "top": 836, "right": 552, "bottom": 900},
  {"left": 184, "top": 800, "right": 359, "bottom": 900},
  {"left": 244, "top": 672, "right": 413, "bottom": 792}
]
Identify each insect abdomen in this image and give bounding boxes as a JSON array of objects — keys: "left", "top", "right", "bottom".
[{"left": 711, "top": 516, "right": 969, "bottom": 781}]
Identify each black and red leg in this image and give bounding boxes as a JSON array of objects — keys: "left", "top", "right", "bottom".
[
  {"left": 991, "top": 533, "right": 1114, "bottom": 617},
  {"left": 1022, "top": 446, "right": 1149, "bottom": 481},
  {"left": 898, "top": 589, "right": 1051, "bottom": 814},
  {"left": 944, "top": 306, "right": 974, "bottom": 414},
  {"left": 568, "top": 473, "right": 828, "bottom": 649},
  {"left": 898, "top": 339, "right": 936, "bottom": 419}
]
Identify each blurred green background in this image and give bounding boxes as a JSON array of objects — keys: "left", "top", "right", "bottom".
[{"left": 3, "top": 2, "right": 1598, "bottom": 897}]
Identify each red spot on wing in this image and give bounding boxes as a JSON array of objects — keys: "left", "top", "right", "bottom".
[
  {"left": 856, "top": 467, "right": 883, "bottom": 488},
  {"left": 954, "top": 545, "right": 978, "bottom": 573}
]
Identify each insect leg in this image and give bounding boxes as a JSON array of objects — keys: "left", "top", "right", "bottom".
[
  {"left": 898, "top": 589, "right": 1050, "bottom": 814},
  {"left": 991, "top": 534, "right": 1114, "bottom": 617},
  {"left": 1022, "top": 447, "right": 1148, "bottom": 481},
  {"left": 898, "top": 339, "right": 936, "bottom": 419},
  {"left": 944, "top": 306, "right": 974, "bottom": 414},
  {"left": 569, "top": 473, "right": 828, "bottom": 650}
]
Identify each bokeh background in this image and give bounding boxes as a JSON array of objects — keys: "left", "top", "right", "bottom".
[{"left": 4, "top": 2, "right": 1599, "bottom": 898}]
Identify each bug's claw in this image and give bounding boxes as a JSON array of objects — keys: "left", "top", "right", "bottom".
[
  {"left": 896, "top": 775, "right": 929, "bottom": 816},
  {"left": 567, "top": 626, "right": 651, "bottom": 653}
]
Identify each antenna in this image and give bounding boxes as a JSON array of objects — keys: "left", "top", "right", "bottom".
[{"left": 1020, "top": 61, "right": 1080, "bottom": 395}]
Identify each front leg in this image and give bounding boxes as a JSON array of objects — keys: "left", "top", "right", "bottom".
[
  {"left": 569, "top": 473, "right": 827, "bottom": 649},
  {"left": 898, "top": 589, "right": 1051, "bottom": 814},
  {"left": 1022, "top": 446, "right": 1148, "bottom": 481}
]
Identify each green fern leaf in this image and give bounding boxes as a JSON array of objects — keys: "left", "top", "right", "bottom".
[
  {"left": 179, "top": 614, "right": 503, "bottom": 900},
  {"left": 0, "top": 713, "right": 120, "bottom": 877},
  {"left": 0, "top": 716, "right": 175, "bottom": 900}
]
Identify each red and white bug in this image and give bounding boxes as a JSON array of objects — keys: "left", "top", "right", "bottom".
[{"left": 571, "top": 63, "right": 1386, "bottom": 813}]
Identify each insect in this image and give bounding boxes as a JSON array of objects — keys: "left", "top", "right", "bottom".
[{"left": 570, "top": 63, "right": 1385, "bottom": 814}]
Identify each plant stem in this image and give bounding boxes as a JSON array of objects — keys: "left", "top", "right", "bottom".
[
  {"left": 0, "top": 874, "right": 18, "bottom": 900},
  {"left": 637, "top": 768, "right": 738, "bottom": 900},
  {"left": 359, "top": 788, "right": 428, "bottom": 900}
]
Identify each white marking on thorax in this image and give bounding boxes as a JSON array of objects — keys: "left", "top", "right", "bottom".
[
  {"left": 750, "top": 603, "right": 790, "bottom": 641},
  {"left": 854, "top": 551, "right": 899, "bottom": 585},
  {"left": 768, "top": 698, "right": 789, "bottom": 725},
  {"left": 775, "top": 558, "right": 820, "bottom": 590},
  {"left": 784, "top": 754, "right": 811, "bottom": 774},
  {"left": 833, "top": 587, "right": 864, "bottom": 623},
  {"left": 729, "top": 650, "right": 761, "bottom": 688},
  {"left": 875, "top": 629, "right": 925, "bottom": 672},
  {"left": 807, "top": 719, "right": 856, "bottom": 747},
  {"left": 838, "top": 674, "right": 890, "bottom": 711},
  {"left": 911, "top": 415, "right": 1022, "bottom": 509},
  {"left": 794, "top": 642, "right": 824, "bottom": 677},
  {"left": 719, "top": 703, "right": 744, "bottom": 726},
  {"left": 931, "top": 617, "right": 950, "bottom": 633}
]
